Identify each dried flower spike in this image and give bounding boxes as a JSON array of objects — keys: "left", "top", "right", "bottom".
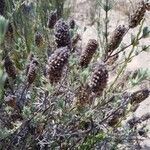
[
  {"left": 0, "top": 0, "right": 5, "bottom": 16},
  {"left": 129, "top": 1, "right": 146, "bottom": 28},
  {"left": 130, "top": 89, "right": 149, "bottom": 104},
  {"left": 107, "top": 113, "right": 120, "bottom": 127},
  {"left": 79, "top": 39, "right": 98, "bottom": 68},
  {"left": 107, "top": 25, "right": 127, "bottom": 53},
  {"left": 145, "top": 0, "right": 150, "bottom": 11},
  {"left": 5, "top": 95, "right": 16, "bottom": 108},
  {"left": 27, "top": 59, "right": 39, "bottom": 84},
  {"left": 74, "top": 85, "right": 92, "bottom": 108},
  {"left": 54, "top": 19, "right": 71, "bottom": 48},
  {"left": 107, "top": 109, "right": 125, "bottom": 127},
  {"left": 35, "top": 32, "right": 44, "bottom": 47},
  {"left": 46, "top": 46, "right": 69, "bottom": 85},
  {"left": 26, "top": 53, "right": 35, "bottom": 75},
  {"left": 88, "top": 63, "right": 108, "bottom": 96},
  {"left": 4, "top": 55, "right": 17, "bottom": 79},
  {"left": 141, "top": 113, "right": 150, "bottom": 121},
  {"left": 75, "top": 86, "right": 89, "bottom": 108},
  {"left": 47, "top": 10, "right": 58, "bottom": 29},
  {"left": 5, "top": 23, "right": 14, "bottom": 42},
  {"left": 69, "top": 19, "right": 75, "bottom": 29},
  {"left": 127, "top": 113, "right": 150, "bottom": 128}
]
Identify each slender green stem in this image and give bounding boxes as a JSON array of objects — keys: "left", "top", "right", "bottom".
[{"left": 105, "top": 0, "right": 109, "bottom": 46}]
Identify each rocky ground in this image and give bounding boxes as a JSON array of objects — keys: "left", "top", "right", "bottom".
[{"left": 67, "top": 0, "right": 150, "bottom": 149}]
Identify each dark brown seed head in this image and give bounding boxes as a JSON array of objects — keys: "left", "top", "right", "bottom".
[
  {"left": 127, "top": 116, "right": 139, "bottom": 128},
  {"left": 5, "top": 95, "right": 16, "bottom": 108},
  {"left": 129, "top": 1, "right": 146, "bottom": 28},
  {"left": 79, "top": 39, "right": 98, "bottom": 68},
  {"left": 26, "top": 54, "right": 35, "bottom": 75},
  {"left": 88, "top": 63, "right": 108, "bottom": 96},
  {"left": 141, "top": 113, "right": 150, "bottom": 122},
  {"left": 0, "top": 0, "right": 5, "bottom": 16},
  {"left": 127, "top": 113, "right": 150, "bottom": 128},
  {"left": 54, "top": 19, "right": 71, "bottom": 48},
  {"left": 47, "top": 10, "right": 58, "bottom": 29},
  {"left": 108, "top": 117, "right": 119, "bottom": 127},
  {"left": 75, "top": 86, "right": 91, "bottom": 107},
  {"left": 107, "top": 109, "right": 125, "bottom": 127},
  {"left": 69, "top": 19, "right": 75, "bottom": 29},
  {"left": 145, "top": 0, "right": 150, "bottom": 11},
  {"left": 35, "top": 32, "right": 44, "bottom": 47},
  {"left": 130, "top": 89, "right": 149, "bottom": 104},
  {"left": 4, "top": 55, "right": 17, "bottom": 79},
  {"left": 107, "top": 25, "right": 127, "bottom": 53},
  {"left": 5, "top": 23, "right": 14, "bottom": 41},
  {"left": 46, "top": 46, "right": 69, "bottom": 84},
  {"left": 27, "top": 59, "right": 38, "bottom": 84}
]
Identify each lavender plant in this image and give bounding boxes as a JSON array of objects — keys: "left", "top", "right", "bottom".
[{"left": 0, "top": 0, "right": 150, "bottom": 149}]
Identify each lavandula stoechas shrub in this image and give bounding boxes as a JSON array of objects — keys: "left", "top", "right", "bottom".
[{"left": 0, "top": 0, "right": 150, "bottom": 149}]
